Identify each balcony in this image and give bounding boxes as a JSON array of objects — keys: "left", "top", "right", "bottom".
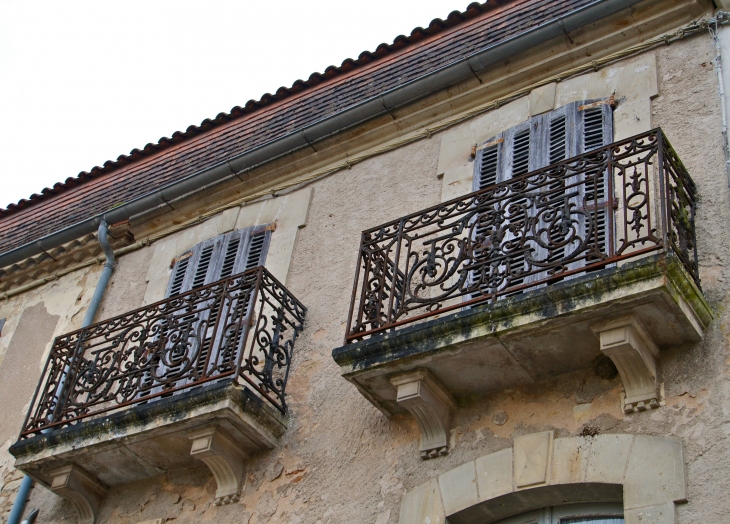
[
  {"left": 10, "top": 267, "right": 306, "bottom": 521},
  {"left": 333, "top": 129, "right": 711, "bottom": 458}
]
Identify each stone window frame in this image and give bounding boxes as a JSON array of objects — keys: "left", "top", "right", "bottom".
[
  {"left": 142, "top": 187, "right": 312, "bottom": 306},
  {"left": 494, "top": 502, "right": 624, "bottom": 523},
  {"left": 397, "top": 432, "right": 686, "bottom": 524}
]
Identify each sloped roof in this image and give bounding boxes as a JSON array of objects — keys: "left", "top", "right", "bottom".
[{"left": 0, "top": 0, "right": 595, "bottom": 256}]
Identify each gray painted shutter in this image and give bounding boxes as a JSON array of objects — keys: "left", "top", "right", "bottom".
[
  {"left": 200, "top": 226, "right": 271, "bottom": 377},
  {"left": 577, "top": 100, "right": 614, "bottom": 264},
  {"left": 502, "top": 119, "right": 542, "bottom": 291},
  {"left": 165, "top": 226, "right": 272, "bottom": 297},
  {"left": 470, "top": 135, "right": 503, "bottom": 297},
  {"left": 471, "top": 99, "right": 613, "bottom": 295},
  {"left": 146, "top": 226, "right": 272, "bottom": 397},
  {"left": 542, "top": 106, "right": 571, "bottom": 273}
]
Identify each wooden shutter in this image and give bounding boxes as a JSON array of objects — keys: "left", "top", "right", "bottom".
[
  {"left": 577, "top": 100, "right": 613, "bottom": 264},
  {"left": 542, "top": 106, "right": 571, "bottom": 271},
  {"left": 470, "top": 134, "right": 503, "bottom": 297},
  {"left": 166, "top": 226, "right": 272, "bottom": 298},
  {"left": 144, "top": 226, "right": 272, "bottom": 398},
  {"left": 471, "top": 99, "right": 613, "bottom": 295},
  {"left": 199, "top": 226, "right": 271, "bottom": 373}
]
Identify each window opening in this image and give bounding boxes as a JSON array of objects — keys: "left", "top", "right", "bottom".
[
  {"left": 140, "top": 225, "right": 272, "bottom": 402},
  {"left": 471, "top": 99, "right": 614, "bottom": 299},
  {"left": 493, "top": 502, "right": 623, "bottom": 524}
]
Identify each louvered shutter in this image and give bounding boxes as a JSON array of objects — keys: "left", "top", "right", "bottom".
[
  {"left": 207, "top": 226, "right": 272, "bottom": 376},
  {"left": 143, "top": 226, "right": 272, "bottom": 399},
  {"left": 500, "top": 119, "right": 546, "bottom": 292},
  {"left": 539, "top": 105, "right": 572, "bottom": 276},
  {"left": 577, "top": 100, "right": 613, "bottom": 265},
  {"left": 471, "top": 99, "right": 613, "bottom": 296},
  {"left": 166, "top": 226, "right": 272, "bottom": 297},
  {"left": 470, "top": 134, "right": 503, "bottom": 297}
]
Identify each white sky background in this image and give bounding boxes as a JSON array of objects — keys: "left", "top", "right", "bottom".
[{"left": 0, "top": 0, "right": 470, "bottom": 209}]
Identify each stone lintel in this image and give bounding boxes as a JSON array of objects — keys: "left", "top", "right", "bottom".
[
  {"left": 592, "top": 315, "right": 663, "bottom": 413},
  {"left": 49, "top": 464, "right": 108, "bottom": 524},
  {"left": 390, "top": 370, "right": 455, "bottom": 459},
  {"left": 189, "top": 426, "right": 247, "bottom": 505},
  {"left": 400, "top": 433, "right": 687, "bottom": 524}
]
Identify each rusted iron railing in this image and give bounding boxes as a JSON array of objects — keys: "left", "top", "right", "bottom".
[
  {"left": 20, "top": 266, "right": 306, "bottom": 438},
  {"left": 346, "top": 128, "right": 698, "bottom": 342}
]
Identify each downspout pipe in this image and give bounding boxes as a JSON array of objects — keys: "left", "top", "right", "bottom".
[
  {"left": 710, "top": 11, "right": 730, "bottom": 186},
  {"left": 7, "top": 221, "right": 115, "bottom": 524}
]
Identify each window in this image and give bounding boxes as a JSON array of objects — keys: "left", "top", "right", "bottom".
[
  {"left": 139, "top": 225, "right": 272, "bottom": 399},
  {"left": 473, "top": 100, "right": 613, "bottom": 189},
  {"left": 470, "top": 100, "right": 613, "bottom": 296},
  {"left": 167, "top": 225, "right": 272, "bottom": 297},
  {"left": 494, "top": 503, "right": 623, "bottom": 524}
]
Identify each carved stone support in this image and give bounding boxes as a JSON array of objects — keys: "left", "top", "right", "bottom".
[
  {"left": 592, "top": 316, "right": 664, "bottom": 413},
  {"left": 189, "top": 426, "right": 246, "bottom": 505},
  {"left": 49, "top": 464, "right": 108, "bottom": 524},
  {"left": 390, "top": 370, "right": 455, "bottom": 459}
]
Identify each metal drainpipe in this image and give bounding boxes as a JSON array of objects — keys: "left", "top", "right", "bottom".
[
  {"left": 7, "top": 221, "right": 115, "bottom": 524},
  {"left": 709, "top": 12, "right": 730, "bottom": 186}
]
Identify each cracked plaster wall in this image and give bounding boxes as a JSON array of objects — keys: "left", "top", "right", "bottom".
[{"left": 0, "top": 33, "right": 729, "bottom": 524}]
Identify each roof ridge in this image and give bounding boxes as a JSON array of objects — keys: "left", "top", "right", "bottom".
[{"left": 0, "top": 0, "right": 503, "bottom": 218}]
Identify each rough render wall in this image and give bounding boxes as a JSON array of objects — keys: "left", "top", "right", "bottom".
[
  {"left": 1, "top": 34, "right": 730, "bottom": 523},
  {"left": 0, "top": 264, "right": 106, "bottom": 519}
]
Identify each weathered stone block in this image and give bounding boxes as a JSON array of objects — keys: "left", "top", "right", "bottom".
[
  {"left": 514, "top": 431, "right": 553, "bottom": 488},
  {"left": 549, "top": 436, "right": 589, "bottom": 485},
  {"left": 441, "top": 164, "right": 476, "bottom": 202},
  {"left": 398, "top": 478, "right": 445, "bottom": 524},
  {"left": 586, "top": 434, "right": 633, "bottom": 485},
  {"left": 475, "top": 448, "right": 512, "bottom": 502},
  {"left": 624, "top": 435, "right": 686, "bottom": 510},
  {"left": 616, "top": 54, "right": 659, "bottom": 102},
  {"left": 624, "top": 502, "right": 676, "bottom": 524},
  {"left": 438, "top": 460, "right": 478, "bottom": 516},
  {"left": 529, "top": 82, "right": 557, "bottom": 115},
  {"left": 436, "top": 124, "right": 475, "bottom": 176},
  {"left": 614, "top": 99, "right": 652, "bottom": 141}
]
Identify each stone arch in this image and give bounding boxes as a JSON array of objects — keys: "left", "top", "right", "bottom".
[{"left": 397, "top": 432, "right": 686, "bottom": 524}]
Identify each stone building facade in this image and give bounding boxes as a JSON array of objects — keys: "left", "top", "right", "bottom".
[{"left": 0, "top": 1, "right": 729, "bottom": 523}]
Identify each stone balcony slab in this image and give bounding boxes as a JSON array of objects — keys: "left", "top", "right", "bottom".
[
  {"left": 9, "top": 379, "right": 286, "bottom": 489},
  {"left": 332, "top": 253, "right": 711, "bottom": 417}
]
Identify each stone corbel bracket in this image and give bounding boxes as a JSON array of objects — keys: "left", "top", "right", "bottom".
[
  {"left": 390, "top": 370, "right": 456, "bottom": 459},
  {"left": 49, "top": 464, "right": 108, "bottom": 524},
  {"left": 592, "top": 315, "right": 664, "bottom": 413},
  {"left": 189, "top": 426, "right": 247, "bottom": 505}
]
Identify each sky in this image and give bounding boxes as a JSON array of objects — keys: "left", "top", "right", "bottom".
[{"left": 0, "top": 0, "right": 470, "bottom": 209}]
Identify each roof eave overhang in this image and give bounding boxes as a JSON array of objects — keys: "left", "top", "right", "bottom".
[{"left": 0, "top": 0, "right": 643, "bottom": 269}]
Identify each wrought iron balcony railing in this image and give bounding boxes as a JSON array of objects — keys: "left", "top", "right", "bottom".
[
  {"left": 346, "top": 128, "right": 698, "bottom": 342},
  {"left": 20, "top": 266, "right": 306, "bottom": 439}
]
